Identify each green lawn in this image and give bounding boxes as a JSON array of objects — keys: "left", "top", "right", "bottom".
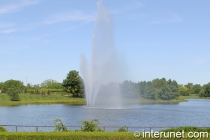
[{"left": 0, "top": 93, "right": 85, "bottom": 106}]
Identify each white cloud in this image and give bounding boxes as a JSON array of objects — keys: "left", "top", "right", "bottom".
[
  {"left": 0, "top": 0, "right": 40, "bottom": 15},
  {"left": 43, "top": 11, "right": 94, "bottom": 25}
]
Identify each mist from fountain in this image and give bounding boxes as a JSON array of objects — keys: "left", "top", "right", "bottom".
[{"left": 80, "top": 0, "right": 126, "bottom": 108}]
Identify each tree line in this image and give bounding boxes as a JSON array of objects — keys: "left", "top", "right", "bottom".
[{"left": 0, "top": 70, "right": 210, "bottom": 101}]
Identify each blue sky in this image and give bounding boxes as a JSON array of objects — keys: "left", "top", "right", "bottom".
[{"left": 0, "top": 0, "right": 209, "bottom": 86}]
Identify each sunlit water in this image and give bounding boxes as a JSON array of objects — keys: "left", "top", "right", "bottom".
[{"left": 0, "top": 99, "right": 210, "bottom": 132}]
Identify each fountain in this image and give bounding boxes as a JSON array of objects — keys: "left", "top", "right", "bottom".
[{"left": 80, "top": 0, "right": 126, "bottom": 108}]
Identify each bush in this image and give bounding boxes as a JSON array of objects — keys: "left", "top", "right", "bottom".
[
  {"left": 117, "top": 126, "right": 128, "bottom": 132},
  {"left": 0, "top": 126, "right": 7, "bottom": 132},
  {"left": 80, "top": 119, "right": 104, "bottom": 132},
  {"left": 54, "top": 118, "right": 67, "bottom": 132},
  {"left": 6, "top": 88, "right": 20, "bottom": 101}
]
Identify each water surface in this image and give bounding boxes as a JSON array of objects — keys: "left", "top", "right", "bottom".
[{"left": 0, "top": 99, "right": 209, "bottom": 131}]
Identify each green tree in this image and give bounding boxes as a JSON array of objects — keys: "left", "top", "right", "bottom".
[
  {"left": 184, "top": 83, "right": 193, "bottom": 94},
  {"left": 81, "top": 119, "right": 103, "bottom": 132},
  {"left": 41, "top": 79, "right": 62, "bottom": 89},
  {"left": 199, "top": 83, "right": 210, "bottom": 97},
  {"left": 0, "top": 82, "right": 4, "bottom": 93},
  {"left": 3, "top": 79, "right": 24, "bottom": 93},
  {"left": 178, "top": 85, "right": 190, "bottom": 96},
  {"left": 54, "top": 118, "right": 68, "bottom": 132},
  {"left": 138, "top": 78, "right": 179, "bottom": 100},
  {"left": 62, "top": 70, "right": 84, "bottom": 98},
  {"left": 6, "top": 88, "right": 20, "bottom": 101},
  {"left": 192, "top": 84, "right": 202, "bottom": 94}
]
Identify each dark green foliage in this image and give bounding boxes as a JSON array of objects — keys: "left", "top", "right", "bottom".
[
  {"left": 62, "top": 70, "right": 84, "bottom": 98},
  {"left": 192, "top": 84, "right": 202, "bottom": 94},
  {"left": 24, "top": 88, "right": 27, "bottom": 94},
  {"left": 81, "top": 119, "right": 103, "bottom": 132},
  {"left": 6, "top": 88, "right": 20, "bottom": 101},
  {"left": 117, "top": 126, "right": 128, "bottom": 132},
  {"left": 184, "top": 83, "right": 194, "bottom": 94},
  {"left": 138, "top": 78, "right": 179, "bottom": 100},
  {"left": 199, "top": 83, "right": 210, "bottom": 97},
  {"left": 54, "top": 118, "right": 68, "bottom": 132},
  {"left": 0, "top": 126, "right": 7, "bottom": 132},
  {"left": 184, "top": 83, "right": 202, "bottom": 94},
  {"left": 2, "top": 79, "right": 24, "bottom": 93},
  {"left": 47, "top": 90, "right": 50, "bottom": 95}
]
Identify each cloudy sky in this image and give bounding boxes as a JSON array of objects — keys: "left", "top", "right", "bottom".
[{"left": 0, "top": 0, "right": 209, "bottom": 85}]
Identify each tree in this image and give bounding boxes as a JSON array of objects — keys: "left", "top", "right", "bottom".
[
  {"left": 192, "top": 84, "right": 201, "bottom": 94},
  {"left": 178, "top": 85, "right": 190, "bottom": 96},
  {"left": 138, "top": 78, "right": 179, "bottom": 100},
  {"left": 3, "top": 79, "right": 24, "bottom": 93},
  {"left": 184, "top": 83, "right": 193, "bottom": 94},
  {"left": 41, "top": 79, "right": 62, "bottom": 89},
  {"left": 62, "top": 70, "right": 84, "bottom": 98},
  {"left": 54, "top": 118, "right": 68, "bottom": 132},
  {"left": 7, "top": 88, "right": 20, "bottom": 101},
  {"left": 199, "top": 83, "right": 210, "bottom": 97},
  {"left": 81, "top": 119, "right": 103, "bottom": 132}
]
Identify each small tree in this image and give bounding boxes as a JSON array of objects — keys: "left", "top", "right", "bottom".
[
  {"left": 54, "top": 118, "right": 68, "bottom": 132},
  {"left": 6, "top": 88, "right": 20, "bottom": 101},
  {"left": 81, "top": 119, "right": 103, "bottom": 132},
  {"left": 118, "top": 126, "right": 128, "bottom": 132},
  {"left": 62, "top": 70, "right": 84, "bottom": 98},
  {"left": 3, "top": 79, "right": 24, "bottom": 93},
  {"left": 47, "top": 90, "right": 50, "bottom": 95},
  {"left": 0, "top": 126, "right": 7, "bottom": 132}
]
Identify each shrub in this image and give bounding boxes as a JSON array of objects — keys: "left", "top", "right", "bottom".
[
  {"left": 6, "top": 88, "right": 20, "bottom": 101},
  {"left": 0, "top": 126, "right": 7, "bottom": 132},
  {"left": 81, "top": 119, "right": 104, "bottom": 132},
  {"left": 118, "top": 126, "right": 128, "bottom": 132},
  {"left": 54, "top": 118, "right": 68, "bottom": 132}
]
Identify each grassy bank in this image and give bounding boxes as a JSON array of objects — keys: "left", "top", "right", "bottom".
[
  {"left": 0, "top": 94, "right": 85, "bottom": 106},
  {"left": 0, "top": 93, "right": 208, "bottom": 106},
  {"left": 139, "top": 97, "right": 187, "bottom": 104}
]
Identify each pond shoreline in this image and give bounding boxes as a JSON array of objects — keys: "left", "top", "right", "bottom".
[{"left": 0, "top": 93, "right": 209, "bottom": 106}]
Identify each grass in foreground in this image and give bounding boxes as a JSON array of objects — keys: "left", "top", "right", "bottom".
[{"left": 0, "top": 131, "right": 209, "bottom": 140}]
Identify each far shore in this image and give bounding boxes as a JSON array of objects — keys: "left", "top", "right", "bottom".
[{"left": 0, "top": 93, "right": 209, "bottom": 106}]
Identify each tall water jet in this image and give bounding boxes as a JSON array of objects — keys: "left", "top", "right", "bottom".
[{"left": 81, "top": 0, "right": 125, "bottom": 108}]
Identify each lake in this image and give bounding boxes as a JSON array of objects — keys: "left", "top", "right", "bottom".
[{"left": 0, "top": 99, "right": 210, "bottom": 132}]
